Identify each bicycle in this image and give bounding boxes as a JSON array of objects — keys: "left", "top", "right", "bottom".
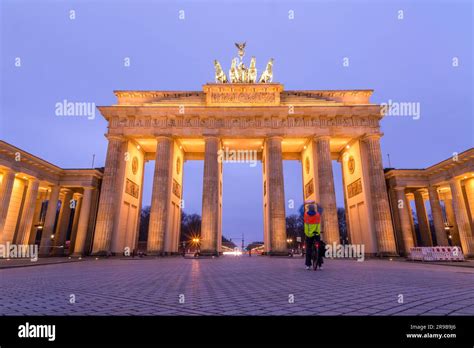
[{"left": 311, "top": 236, "right": 324, "bottom": 271}]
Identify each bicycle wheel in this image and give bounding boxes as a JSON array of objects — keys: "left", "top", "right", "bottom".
[{"left": 312, "top": 246, "right": 319, "bottom": 270}]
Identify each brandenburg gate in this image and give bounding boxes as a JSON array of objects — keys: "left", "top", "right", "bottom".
[
  {"left": 1, "top": 45, "right": 473, "bottom": 259},
  {"left": 91, "top": 45, "right": 398, "bottom": 257}
]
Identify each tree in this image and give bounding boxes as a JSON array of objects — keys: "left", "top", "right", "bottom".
[
  {"left": 286, "top": 214, "right": 304, "bottom": 240},
  {"left": 139, "top": 206, "right": 151, "bottom": 241},
  {"left": 337, "top": 207, "right": 347, "bottom": 241},
  {"left": 180, "top": 212, "right": 202, "bottom": 242}
]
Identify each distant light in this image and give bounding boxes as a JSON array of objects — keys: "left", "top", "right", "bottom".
[
  {"left": 179, "top": 145, "right": 183, "bottom": 150},
  {"left": 95, "top": 257, "right": 99, "bottom": 260},
  {"left": 23, "top": 176, "right": 27, "bottom": 179},
  {"left": 223, "top": 251, "right": 242, "bottom": 256},
  {"left": 137, "top": 145, "right": 141, "bottom": 149},
  {"left": 303, "top": 145, "right": 307, "bottom": 150},
  {"left": 389, "top": 258, "right": 393, "bottom": 261},
  {"left": 78, "top": 257, "right": 82, "bottom": 260},
  {"left": 346, "top": 145, "right": 350, "bottom": 149},
  {"left": 464, "top": 176, "right": 467, "bottom": 179},
  {"left": 50, "top": 234, "right": 55, "bottom": 239}
]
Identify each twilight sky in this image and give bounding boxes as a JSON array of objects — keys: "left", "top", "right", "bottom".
[{"left": 1, "top": 0, "right": 472, "bottom": 243}]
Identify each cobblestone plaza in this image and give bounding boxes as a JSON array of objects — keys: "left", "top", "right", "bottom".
[{"left": 1, "top": 257, "right": 473, "bottom": 316}]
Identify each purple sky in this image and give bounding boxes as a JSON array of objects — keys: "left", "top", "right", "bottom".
[{"left": 1, "top": 0, "right": 472, "bottom": 243}]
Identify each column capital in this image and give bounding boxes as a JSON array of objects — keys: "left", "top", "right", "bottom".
[
  {"left": 1, "top": 167, "right": 15, "bottom": 175},
  {"left": 105, "top": 133, "right": 125, "bottom": 141},
  {"left": 266, "top": 135, "right": 283, "bottom": 142},
  {"left": 27, "top": 177, "right": 40, "bottom": 184},
  {"left": 155, "top": 134, "right": 173, "bottom": 140},
  {"left": 203, "top": 135, "right": 220, "bottom": 141},
  {"left": 361, "top": 133, "right": 383, "bottom": 142},
  {"left": 313, "top": 135, "right": 331, "bottom": 142},
  {"left": 393, "top": 186, "right": 407, "bottom": 192},
  {"left": 448, "top": 176, "right": 460, "bottom": 185},
  {"left": 82, "top": 186, "right": 95, "bottom": 191}
]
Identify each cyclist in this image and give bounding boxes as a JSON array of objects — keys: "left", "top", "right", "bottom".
[{"left": 299, "top": 201, "right": 322, "bottom": 270}]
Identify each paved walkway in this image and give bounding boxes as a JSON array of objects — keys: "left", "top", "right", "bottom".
[{"left": 1, "top": 256, "right": 473, "bottom": 315}]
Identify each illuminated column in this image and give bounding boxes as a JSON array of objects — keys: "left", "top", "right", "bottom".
[
  {"left": 0, "top": 169, "right": 15, "bottom": 242},
  {"left": 314, "top": 136, "right": 339, "bottom": 244},
  {"left": 28, "top": 190, "right": 48, "bottom": 245},
  {"left": 92, "top": 135, "right": 125, "bottom": 255},
  {"left": 265, "top": 136, "right": 287, "bottom": 255},
  {"left": 444, "top": 197, "right": 461, "bottom": 247},
  {"left": 394, "top": 187, "right": 415, "bottom": 254},
  {"left": 52, "top": 189, "right": 73, "bottom": 255},
  {"left": 39, "top": 185, "right": 61, "bottom": 256},
  {"left": 16, "top": 178, "right": 40, "bottom": 245},
  {"left": 428, "top": 185, "right": 449, "bottom": 246},
  {"left": 449, "top": 178, "right": 474, "bottom": 257},
  {"left": 147, "top": 136, "right": 173, "bottom": 255},
  {"left": 361, "top": 134, "right": 397, "bottom": 255},
  {"left": 68, "top": 193, "right": 83, "bottom": 254},
  {"left": 414, "top": 190, "right": 432, "bottom": 246},
  {"left": 464, "top": 178, "right": 474, "bottom": 225},
  {"left": 200, "top": 136, "right": 220, "bottom": 256},
  {"left": 72, "top": 188, "right": 94, "bottom": 256}
]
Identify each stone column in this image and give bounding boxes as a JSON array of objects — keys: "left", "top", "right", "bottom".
[
  {"left": 52, "top": 190, "right": 74, "bottom": 255},
  {"left": 463, "top": 178, "right": 474, "bottom": 226},
  {"left": 0, "top": 169, "right": 16, "bottom": 242},
  {"left": 72, "top": 188, "right": 94, "bottom": 256},
  {"left": 444, "top": 197, "right": 461, "bottom": 247},
  {"left": 28, "top": 190, "right": 47, "bottom": 245},
  {"left": 428, "top": 185, "right": 449, "bottom": 246},
  {"left": 414, "top": 190, "right": 432, "bottom": 246},
  {"left": 68, "top": 194, "right": 83, "bottom": 254},
  {"left": 314, "top": 136, "right": 339, "bottom": 244},
  {"left": 200, "top": 136, "right": 220, "bottom": 256},
  {"left": 265, "top": 136, "right": 287, "bottom": 255},
  {"left": 39, "top": 185, "right": 60, "bottom": 256},
  {"left": 16, "top": 178, "right": 40, "bottom": 245},
  {"left": 92, "top": 135, "right": 124, "bottom": 255},
  {"left": 147, "top": 136, "right": 173, "bottom": 255},
  {"left": 407, "top": 196, "right": 417, "bottom": 245},
  {"left": 361, "top": 135, "right": 397, "bottom": 255},
  {"left": 449, "top": 178, "right": 474, "bottom": 257},
  {"left": 394, "top": 187, "right": 415, "bottom": 254}
]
